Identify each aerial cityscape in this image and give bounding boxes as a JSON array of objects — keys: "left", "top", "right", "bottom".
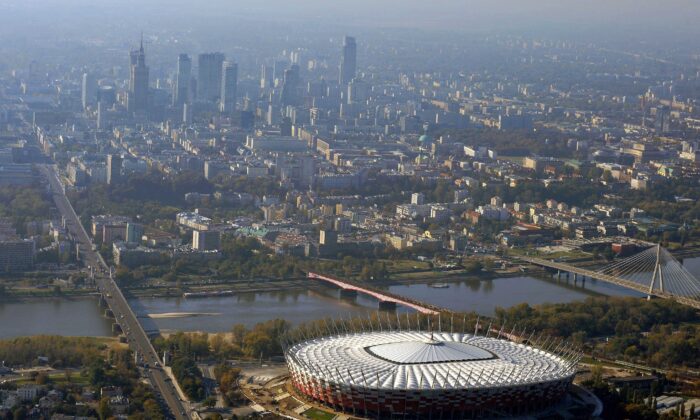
[{"left": 1, "top": 0, "right": 700, "bottom": 419}]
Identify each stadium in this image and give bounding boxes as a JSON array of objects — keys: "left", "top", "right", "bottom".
[{"left": 284, "top": 326, "right": 580, "bottom": 418}]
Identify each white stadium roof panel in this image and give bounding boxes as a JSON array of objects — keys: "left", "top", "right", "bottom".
[{"left": 286, "top": 331, "right": 574, "bottom": 390}]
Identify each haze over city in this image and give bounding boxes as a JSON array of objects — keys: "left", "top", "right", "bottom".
[{"left": 0, "top": 1, "right": 699, "bottom": 419}]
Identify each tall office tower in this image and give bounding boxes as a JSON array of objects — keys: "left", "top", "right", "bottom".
[
  {"left": 81, "top": 73, "right": 97, "bottom": 111},
  {"left": 299, "top": 155, "right": 316, "bottom": 189},
  {"left": 281, "top": 64, "right": 301, "bottom": 106},
  {"left": 339, "top": 36, "right": 357, "bottom": 85},
  {"left": 260, "top": 65, "right": 273, "bottom": 89},
  {"left": 128, "top": 36, "right": 149, "bottom": 114},
  {"left": 655, "top": 105, "right": 671, "bottom": 134},
  {"left": 219, "top": 61, "right": 238, "bottom": 114},
  {"left": 96, "top": 102, "right": 104, "bottom": 129},
  {"left": 183, "top": 103, "right": 192, "bottom": 125},
  {"left": 347, "top": 79, "right": 369, "bottom": 104},
  {"left": 290, "top": 50, "right": 301, "bottom": 65},
  {"left": 173, "top": 53, "right": 192, "bottom": 106},
  {"left": 106, "top": 154, "right": 122, "bottom": 185},
  {"left": 197, "top": 52, "right": 225, "bottom": 103},
  {"left": 308, "top": 80, "right": 327, "bottom": 98},
  {"left": 273, "top": 60, "right": 288, "bottom": 85}
]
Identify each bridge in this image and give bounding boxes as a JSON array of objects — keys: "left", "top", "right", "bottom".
[
  {"left": 518, "top": 244, "right": 700, "bottom": 310},
  {"left": 307, "top": 272, "right": 442, "bottom": 314},
  {"left": 41, "top": 165, "right": 189, "bottom": 420}
]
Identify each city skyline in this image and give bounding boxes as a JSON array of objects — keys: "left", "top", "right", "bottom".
[{"left": 0, "top": 2, "right": 699, "bottom": 420}]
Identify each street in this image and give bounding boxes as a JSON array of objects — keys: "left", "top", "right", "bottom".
[{"left": 40, "top": 164, "right": 190, "bottom": 420}]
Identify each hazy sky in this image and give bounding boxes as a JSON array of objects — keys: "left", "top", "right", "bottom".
[
  {"left": 1, "top": 0, "right": 699, "bottom": 52},
  {"left": 5, "top": 0, "right": 700, "bottom": 32}
]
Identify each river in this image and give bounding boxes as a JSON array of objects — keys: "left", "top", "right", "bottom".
[
  {"left": 0, "top": 297, "right": 113, "bottom": 339},
  {"left": 1, "top": 257, "right": 698, "bottom": 338}
]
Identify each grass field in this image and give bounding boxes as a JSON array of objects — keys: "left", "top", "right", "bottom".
[
  {"left": 303, "top": 407, "right": 336, "bottom": 420},
  {"left": 15, "top": 371, "right": 91, "bottom": 386}
]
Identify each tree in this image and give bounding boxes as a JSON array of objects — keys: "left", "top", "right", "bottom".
[
  {"left": 230, "top": 324, "right": 247, "bottom": 349},
  {"left": 97, "top": 397, "right": 112, "bottom": 420},
  {"left": 242, "top": 331, "right": 273, "bottom": 358},
  {"left": 13, "top": 407, "right": 27, "bottom": 420},
  {"left": 143, "top": 399, "right": 164, "bottom": 420},
  {"left": 35, "top": 371, "right": 49, "bottom": 385}
]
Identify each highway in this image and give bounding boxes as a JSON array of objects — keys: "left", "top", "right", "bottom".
[{"left": 40, "top": 164, "right": 190, "bottom": 420}]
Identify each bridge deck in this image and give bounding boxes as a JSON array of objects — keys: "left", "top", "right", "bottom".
[
  {"left": 307, "top": 272, "right": 441, "bottom": 314},
  {"left": 519, "top": 257, "right": 700, "bottom": 310}
]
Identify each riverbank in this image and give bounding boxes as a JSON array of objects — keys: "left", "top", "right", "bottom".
[
  {"left": 0, "top": 267, "right": 538, "bottom": 302},
  {"left": 0, "top": 290, "right": 100, "bottom": 303}
]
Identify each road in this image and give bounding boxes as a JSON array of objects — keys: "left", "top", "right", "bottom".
[{"left": 40, "top": 164, "right": 190, "bottom": 420}]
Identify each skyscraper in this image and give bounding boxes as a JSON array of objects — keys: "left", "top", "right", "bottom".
[
  {"left": 173, "top": 53, "right": 192, "bottom": 106},
  {"left": 281, "top": 64, "right": 301, "bottom": 106},
  {"left": 220, "top": 61, "right": 238, "bottom": 114},
  {"left": 96, "top": 101, "right": 104, "bottom": 129},
  {"left": 655, "top": 105, "right": 671, "bottom": 134},
  {"left": 197, "top": 52, "right": 225, "bottom": 103},
  {"left": 128, "top": 36, "right": 149, "bottom": 115},
  {"left": 273, "top": 60, "right": 289, "bottom": 85},
  {"left": 260, "top": 65, "right": 273, "bottom": 89},
  {"left": 81, "top": 73, "right": 97, "bottom": 111},
  {"left": 339, "top": 36, "right": 357, "bottom": 85},
  {"left": 106, "top": 154, "right": 122, "bottom": 185}
]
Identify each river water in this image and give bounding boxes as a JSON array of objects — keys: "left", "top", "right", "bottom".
[
  {"left": 0, "top": 297, "right": 113, "bottom": 339},
  {"left": 1, "top": 257, "right": 698, "bottom": 338}
]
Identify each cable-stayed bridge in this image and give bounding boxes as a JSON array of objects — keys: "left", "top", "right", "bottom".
[{"left": 519, "top": 244, "right": 700, "bottom": 310}]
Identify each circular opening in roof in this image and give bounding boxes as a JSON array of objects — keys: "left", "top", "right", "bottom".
[{"left": 366, "top": 340, "right": 496, "bottom": 365}]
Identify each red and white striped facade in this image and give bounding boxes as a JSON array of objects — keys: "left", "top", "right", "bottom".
[{"left": 285, "top": 331, "right": 578, "bottom": 418}]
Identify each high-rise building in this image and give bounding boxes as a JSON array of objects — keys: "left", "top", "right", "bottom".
[
  {"left": 339, "top": 36, "right": 357, "bottom": 85},
  {"left": 106, "top": 154, "right": 122, "bottom": 185},
  {"left": 197, "top": 52, "right": 225, "bottom": 103},
  {"left": 260, "top": 65, "right": 273, "bottom": 89},
  {"left": 96, "top": 101, "right": 104, "bottom": 129},
  {"left": 192, "top": 229, "right": 221, "bottom": 251},
  {"left": 281, "top": 65, "right": 301, "bottom": 106},
  {"left": 219, "top": 61, "right": 238, "bottom": 114},
  {"left": 347, "top": 79, "right": 369, "bottom": 104},
  {"left": 273, "top": 60, "right": 289, "bottom": 85},
  {"left": 173, "top": 53, "right": 192, "bottom": 106},
  {"left": 81, "top": 73, "right": 97, "bottom": 111},
  {"left": 655, "top": 105, "right": 671, "bottom": 134},
  {"left": 128, "top": 36, "right": 149, "bottom": 115},
  {"left": 126, "top": 222, "right": 144, "bottom": 244}
]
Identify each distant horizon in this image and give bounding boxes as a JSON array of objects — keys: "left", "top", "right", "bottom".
[{"left": 2, "top": 0, "right": 700, "bottom": 38}]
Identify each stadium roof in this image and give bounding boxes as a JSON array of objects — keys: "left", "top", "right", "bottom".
[
  {"left": 286, "top": 331, "right": 577, "bottom": 390},
  {"left": 367, "top": 339, "right": 495, "bottom": 364}
]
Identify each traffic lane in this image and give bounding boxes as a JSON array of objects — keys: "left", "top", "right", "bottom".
[
  {"left": 44, "top": 167, "right": 188, "bottom": 419},
  {"left": 149, "top": 370, "right": 188, "bottom": 419}
]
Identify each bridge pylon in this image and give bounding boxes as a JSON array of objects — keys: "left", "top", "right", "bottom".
[{"left": 647, "top": 243, "right": 665, "bottom": 299}]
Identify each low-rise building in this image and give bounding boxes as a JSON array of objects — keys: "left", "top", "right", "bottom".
[
  {"left": 0, "top": 239, "right": 35, "bottom": 272},
  {"left": 113, "top": 241, "right": 168, "bottom": 267}
]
